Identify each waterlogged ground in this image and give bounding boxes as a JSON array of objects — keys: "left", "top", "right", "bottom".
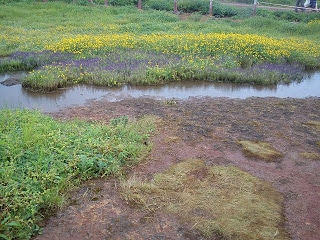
[{"left": 34, "top": 96, "right": 320, "bottom": 240}]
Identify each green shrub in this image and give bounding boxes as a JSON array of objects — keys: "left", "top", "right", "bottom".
[
  {"left": 145, "top": 0, "right": 173, "bottom": 11},
  {"left": 213, "top": 3, "right": 239, "bottom": 18},
  {"left": 109, "top": 0, "right": 136, "bottom": 6},
  {"left": 179, "top": 0, "right": 209, "bottom": 14}
]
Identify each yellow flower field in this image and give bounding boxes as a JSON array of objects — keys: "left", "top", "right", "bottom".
[
  {"left": 43, "top": 33, "right": 319, "bottom": 62},
  {"left": 1, "top": 21, "right": 319, "bottom": 62}
]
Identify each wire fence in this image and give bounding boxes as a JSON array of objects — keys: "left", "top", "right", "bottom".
[
  {"left": 138, "top": 0, "right": 320, "bottom": 18},
  {"left": 217, "top": 0, "right": 319, "bottom": 15},
  {"left": 28, "top": 1, "right": 320, "bottom": 15}
]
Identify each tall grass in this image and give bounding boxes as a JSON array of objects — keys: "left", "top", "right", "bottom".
[{"left": 0, "top": 109, "right": 154, "bottom": 239}]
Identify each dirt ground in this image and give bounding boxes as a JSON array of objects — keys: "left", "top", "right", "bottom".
[{"left": 33, "top": 96, "right": 319, "bottom": 240}]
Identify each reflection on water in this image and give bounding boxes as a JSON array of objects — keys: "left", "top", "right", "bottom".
[{"left": 1, "top": 71, "right": 319, "bottom": 112}]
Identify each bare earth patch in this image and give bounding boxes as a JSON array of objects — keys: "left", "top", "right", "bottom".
[{"left": 34, "top": 96, "right": 320, "bottom": 240}]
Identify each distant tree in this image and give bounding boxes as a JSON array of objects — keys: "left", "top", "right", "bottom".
[
  {"left": 138, "top": 0, "right": 142, "bottom": 9},
  {"left": 174, "top": 0, "right": 178, "bottom": 14},
  {"left": 105, "top": 0, "right": 108, "bottom": 6}
]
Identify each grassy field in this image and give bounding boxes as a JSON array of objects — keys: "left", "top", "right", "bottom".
[
  {"left": 0, "top": 109, "right": 154, "bottom": 239},
  {"left": 0, "top": 1, "right": 320, "bottom": 91}
]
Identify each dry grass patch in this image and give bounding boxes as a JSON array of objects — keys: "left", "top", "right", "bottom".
[
  {"left": 165, "top": 136, "right": 181, "bottom": 143},
  {"left": 121, "top": 159, "right": 288, "bottom": 239},
  {"left": 300, "top": 152, "right": 320, "bottom": 160},
  {"left": 238, "top": 140, "right": 283, "bottom": 162},
  {"left": 304, "top": 121, "right": 320, "bottom": 130}
]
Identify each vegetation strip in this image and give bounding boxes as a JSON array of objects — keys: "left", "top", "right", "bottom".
[
  {"left": 0, "top": 109, "right": 154, "bottom": 239},
  {"left": 1, "top": 2, "right": 320, "bottom": 91}
]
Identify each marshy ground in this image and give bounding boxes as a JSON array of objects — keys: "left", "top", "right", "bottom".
[{"left": 34, "top": 96, "right": 319, "bottom": 240}]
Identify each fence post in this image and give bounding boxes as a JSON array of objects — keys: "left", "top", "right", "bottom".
[
  {"left": 174, "top": 0, "right": 178, "bottom": 14},
  {"left": 138, "top": 0, "right": 142, "bottom": 10},
  {"left": 209, "top": 0, "right": 213, "bottom": 16},
  {"left": 253, "top": 0, "right": 258, "bottom": 15}
]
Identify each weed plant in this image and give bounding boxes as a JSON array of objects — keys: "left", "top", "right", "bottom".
[{"left": 0, "top": 109, "right": 154, "bottom": 239}]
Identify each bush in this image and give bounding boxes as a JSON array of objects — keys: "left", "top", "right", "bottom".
[
  {"left": 179, "top": 0, "right": 209, "bottom": 14},
  {"left": 213, "top": 3, "right": 240, "bottom": 18},
  {"left": 109, "top": 0, "right": 136, "bottom": 6},
  {"left": 145, "top": 0, "right": 173, "bottom": 11}
]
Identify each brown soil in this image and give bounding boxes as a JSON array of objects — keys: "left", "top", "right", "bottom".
[{"left": 34, "top": 96, "right": 320, "bottom": 240}]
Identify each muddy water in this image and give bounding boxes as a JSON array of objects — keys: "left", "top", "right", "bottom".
[{"left": 0, "top": 71, "right": 319, "bottom": 112}]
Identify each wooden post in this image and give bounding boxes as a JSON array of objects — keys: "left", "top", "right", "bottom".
[
  {"left": 253, "top": 0, "right": 258, "bottom": 16},
  {"left": 138, "top": 0, "right": 142, "bottom": 10},
  {"left": 174, "top": 0, "right": 178, "bottom": 14},
  {"left": 209, "top": 0, "right": 213, "bottom": 16},
  {"left": 104, "top": 0, "right": 108, "bottom": 6}
]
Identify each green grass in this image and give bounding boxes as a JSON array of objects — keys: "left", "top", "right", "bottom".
[
  {"left": 0, "top": 109, "right": 154, "bottom": 239},
  {"left": 121, "top": 159, "right": 288, "bottom": 239}
]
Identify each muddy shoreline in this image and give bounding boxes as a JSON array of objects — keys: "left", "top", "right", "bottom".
[{"left": 33, "top": 96, "right": 320, "bottom": 240}]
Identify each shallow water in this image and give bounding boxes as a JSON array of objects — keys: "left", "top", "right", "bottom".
[{"left": 0, "top": 71, "right": 319, "bottom": 112}]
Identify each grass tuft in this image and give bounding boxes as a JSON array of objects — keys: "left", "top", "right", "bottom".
[
  {"left": 121, "top": 159, "right": 288, "bottom": 239},
  {"left": 304, "top": 121, "right": 320, "bottom": 131},
  {"left": 238, "top": 140, "right": 283, "bottom": 162},
  {"left": 300, "top": 152, "right": 320, "bottom": 161}
]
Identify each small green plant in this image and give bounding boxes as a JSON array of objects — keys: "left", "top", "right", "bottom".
[
  {"left": 110, "top": 116, "right": 129, "bottom": 126},
  {"left": 239, "top": 56, "right": 253, "bottom": 68}
]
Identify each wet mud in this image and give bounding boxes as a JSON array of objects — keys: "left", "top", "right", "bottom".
[{"left": 34, "top": 96, "right": 320, "bottom": 240}]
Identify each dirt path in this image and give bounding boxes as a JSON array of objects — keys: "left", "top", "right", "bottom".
[{"left": 34, "top": 96, "right": 320, "bottom": 240}]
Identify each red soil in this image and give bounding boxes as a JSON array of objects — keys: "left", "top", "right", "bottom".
[{"left": 34, "top": 96, "right": 320, "bottom": 240}]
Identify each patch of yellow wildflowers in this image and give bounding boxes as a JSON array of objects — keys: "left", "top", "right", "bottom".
[
  {"left": 1, "top": 22, "right": 319, "bottom": 63},
  {"left": 43, "top": 33, "right": 319, "bottom": 62}
]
